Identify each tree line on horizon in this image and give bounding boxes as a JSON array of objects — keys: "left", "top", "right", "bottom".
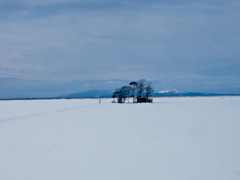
[{"left": 113, "top": 79, "right": 154, "bottom": 103}]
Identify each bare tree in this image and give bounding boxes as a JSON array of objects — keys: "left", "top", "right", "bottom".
[
  {"left": 114, "top": 79, "right": 154, "bottom": 103},
  {"left": 144, "top": 82, "right": 154, "bottom": 100},
  {"left": 120, "top": 86, "right": 131, "bottom": 103},
  {"left": 114, "top": 86, "right": 131, "bottom": 103},
  {"left": 129, "top": 81, "right": 137, "bottom": 102},
  {"left": 136, "top": 79, "right": 147, "bottom": 97},
  {"left": 113, "top": 90, "right": 122, "bottom": 103}
]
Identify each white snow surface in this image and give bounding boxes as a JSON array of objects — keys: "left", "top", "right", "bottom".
[{"left": 0, "top": 97, "right": 240, "bottom": 180}]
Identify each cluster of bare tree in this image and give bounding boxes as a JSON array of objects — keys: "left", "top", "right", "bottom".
[{"left": 113, "top": 79, "right": 154, "bottom": 103}]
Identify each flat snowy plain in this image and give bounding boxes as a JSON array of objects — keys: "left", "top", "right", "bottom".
[{"left": 0, "top": 97, "right": 240, "bottom": 180}]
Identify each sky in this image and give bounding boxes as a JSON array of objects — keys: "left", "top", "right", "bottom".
[{"left": 0, "top": 0, "right": 240, "bottom": 98}]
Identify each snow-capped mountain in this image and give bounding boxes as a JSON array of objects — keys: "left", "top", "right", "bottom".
[
  {"left": 152, "top": 90, "right": 221, "bottom": 97},
  {"left": 158, "top": 89, "right": 183, "bottom": 94}
]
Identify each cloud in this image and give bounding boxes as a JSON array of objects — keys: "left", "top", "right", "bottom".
[
  {"left": 0, "top": 0, "right": 240, "bottom": 96},
  {"left": 198, "top": 65, "right": 240, "bottom": 77}
]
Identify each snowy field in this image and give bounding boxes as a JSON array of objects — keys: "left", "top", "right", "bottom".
[{"left": 0, "top": 96, "right": 240, "bottom": 180}]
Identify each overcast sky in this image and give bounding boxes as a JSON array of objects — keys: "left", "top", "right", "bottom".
[{"left": 0, "top": 0, "right": 240, "bottom": 98}]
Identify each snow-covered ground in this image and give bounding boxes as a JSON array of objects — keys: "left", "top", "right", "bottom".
[{"left": 0, "top": 97, "right": 240, "bottom": 180}]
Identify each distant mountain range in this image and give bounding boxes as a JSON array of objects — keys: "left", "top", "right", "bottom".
[
  {"left": 1, "top": 90, "right": 239, "bottom": 100},
  {"left": 58, "top": 89, "right": 239, "bottom": 99},
  {"left": 151, "top": 89, "right": 222, "bottom": 97}
]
